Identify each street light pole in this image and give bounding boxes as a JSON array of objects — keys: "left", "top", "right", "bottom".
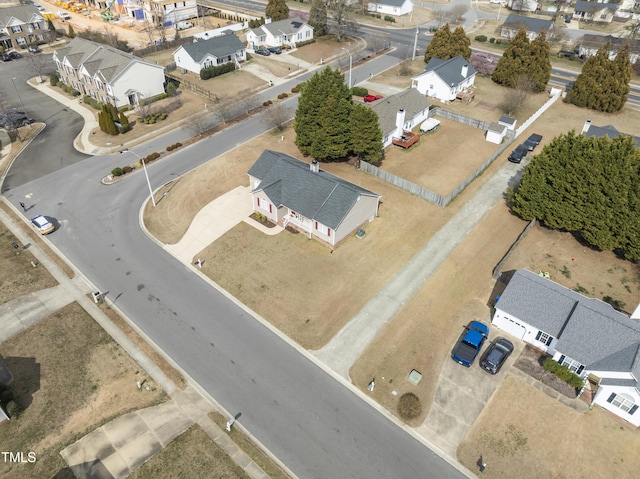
[
  {"left": 122, "top": 150, "right": 156, "bottom": 207},
  {"left": 341, "top": 47, "right": 352, "bottom": 87},
  {"left": 11, "top": 77, "right": 27, "bottom": 115}
]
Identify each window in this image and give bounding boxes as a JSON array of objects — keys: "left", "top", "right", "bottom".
[
  {"left": 33, "top": 23, "right": 41, "bottom": 30},
  {"left": 535, "top": 331, "right": 553, "bottom": 346},
  {"left": 16, "top": 37, "right": 27, "bottom": 45},
  {"left": 600, "top": 14, "right": 607, "bottom": 20},
  {"left": 558, "top": 356, "right": 585, "bottom": 375},
  {"left": 11, "top": 26, "right": 23, "bottom": 34},
  {"left": 607, "top": 393, "right": 639, "bottom": 415}
]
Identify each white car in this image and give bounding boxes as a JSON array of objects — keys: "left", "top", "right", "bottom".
[
  {"left": 58, "top": 11, "right": 71, "bottom": 20},
  {"left": 31, "top": 215, "right": 55, "bottom": 235},
  {"left": 33, "top": 3, "right": 44, "bottom": 11}
]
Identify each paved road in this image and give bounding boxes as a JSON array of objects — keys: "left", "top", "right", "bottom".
[{"left": 5, "top": 52, "right": 469, "bottom": 477}]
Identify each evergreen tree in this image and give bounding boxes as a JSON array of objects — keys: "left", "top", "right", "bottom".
[
  {"left": 265, "top": 0, "right": 289, "bottom": 21},
  {"left": 510, "top": 131, "right": 640, "bottom": 260},
  {"left": 99, "top": 104, "right": 119, "bottom": 135},
  {"left": 68, "top": 24, "right": 75, "bottom": 39},
  {"left": 310, "top": 94, "right": 352, "bottom": 160},
  {"left": 492, "top": 28, "right": 529, "bottom": 88},
  {"left": 566, "top": 42, "right": 630, "bottom": 113},
  {"left": 450, "top": 26, "right": 471, "bottom": 61},
  {"left": 424, "top": 24, "right": 452, "bottom": 64},
  {"left": 295, "top": 68, "right": 351, "bottom": 157},
  {"left": 309, "top": 0, "right": 328, "bottom": 37},
  {"left": 526, "top": 32, "right": 551, "bottom": 93},
  {"left": 349, "top": 104, "right": 382, "bottom": 165},
  {"left": 118, "top": 111, "right": 129, "bottom": 133}
]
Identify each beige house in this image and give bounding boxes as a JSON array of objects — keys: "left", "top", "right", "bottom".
[
  {"left": 52, "top": 38, "right": 166, "bottom": 108},
  {"left": 0, "top": 5, "right": 49, "bottom": 51}
]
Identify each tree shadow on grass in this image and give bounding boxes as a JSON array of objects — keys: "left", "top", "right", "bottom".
[{"left": 3, "top": 357, "right": 40, "bottom": 411}]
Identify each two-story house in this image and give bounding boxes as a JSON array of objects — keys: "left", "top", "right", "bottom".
[
  {"left": 0, "top": 5, "right": 49, "bottom": 51},
  {"left": 53, "top": 38, "right": 166, "bottom": 108}
]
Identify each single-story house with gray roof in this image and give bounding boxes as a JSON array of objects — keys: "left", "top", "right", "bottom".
[
  {"left": 173, "top": 34, "right": 246, "bottom": 75},
  {"left": 493, "top": 269, "right": 640, "bottom": 427},
  {"left": 367, "top": 0, "right": 413, "bottom": 17},
  {"left": 581, "top": 119, "right": 640, "bottom": 147},
  {"left": 578, "top": 35, "right": 640, "bottom": 65},
  {"left": 248, "top": 150, "right": 381, "bottom": 246},
  {"left": 500, "top": 14, "right": 554, "bottom": 41},
  {"left": 367, "top": 89, "right": 431, "bottom": 148},
  {"left": 573, "top": 1, "right": 618, "bottom": 23},
  {"left": 246, "top": 17, "right": 313, "bottom": 49},
  {"left": 411, "top": 56, "right": 476, "bottom": 103}
]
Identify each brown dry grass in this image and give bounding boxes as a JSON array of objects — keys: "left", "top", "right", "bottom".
[
  {"left": 458, "top": 374, "right": 640, "bottom": 478},
  {"left": 0, "top": 303, "right": 166, "bottom": 479}
]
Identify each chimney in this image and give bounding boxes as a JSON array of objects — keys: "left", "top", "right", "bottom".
[
  {"left": 310, "top": 159, "right": 319, "bottom": 173},
  {"left": 461, "top": 64, "right": 468, "bottom": 78},
  {"left": 581, "top": 119, "right": 592, "bottom": 134},
  {"left": 395, "top": 109, "right": 406, "bottom": 136}
]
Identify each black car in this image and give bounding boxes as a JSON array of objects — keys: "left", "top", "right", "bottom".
[
  {"left": 479, "top": 337, "right": 514, "bottom": 374},
  {"left": 268, "top": 46, "right": 282, "bottom": 54},
  {"left": 254, "top": 48, "right": 270, "bottom": 56},
  {"left": 9, "top": 51, "right": 23, "bottom": 59},
  {"left": 1, "top": 53, "right": 11, "bottom": 62},
  {"left": 524, "top": 133, "right": 543, "bottom": 151},
  {"left": 508, "top": 144, "right": 528, "bottom": 164}
]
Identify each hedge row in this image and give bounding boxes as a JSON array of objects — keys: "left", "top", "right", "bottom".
[
  {"left": 542, "top": 358, "right": 584, "bottom": 389},
  {"left": 166, "top": 142, "right": 183, "bottom": 151},
  {"left": 200, "top": 62, "right": 235, "bottom": 80}
]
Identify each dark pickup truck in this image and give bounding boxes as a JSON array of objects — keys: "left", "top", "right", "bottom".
[{"left": 451, "top": 321, "right": 489, "bottom": 367}]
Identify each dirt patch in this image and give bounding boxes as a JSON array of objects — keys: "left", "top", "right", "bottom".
[
  {"left": 0, "top": 303, "right": 165, "bottom": 479},
  {"left": 514, "top": 345, "right": 577, "bottom": 399},
  {"left": 457, "top": 374, "right": 640, "bottom": 478}
]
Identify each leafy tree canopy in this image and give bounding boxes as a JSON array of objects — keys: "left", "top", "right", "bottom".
[
  {"left": 265, "top": 0, "right": 289, "bottom": 22},
  {"left": 511, "top": 131, "right": 640, "bottom": 259}
]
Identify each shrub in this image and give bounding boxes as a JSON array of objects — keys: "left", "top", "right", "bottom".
[
  {"left": 159, "top": 113, "right": 168, "bottom": 120},
  {"left": 166, "top": 81, "right": 177, "bottom": 97},
  {"left": 495, "top": 39, "right": 502, "bottom": 44},
  {"left": 277, "top": 93, "right": 288, "bottom": 99},
  {"left": 291, "top": 87, "right": 299, "bottom": 93},
  {"left": 50, "top": 73, "right": 59, "bottom": 86},
  {"left": 263, "top": 100, "right": 272, "bottom": 106},
  {"left": 489, "top": 38, "right": 496, "bottom": 44},
  {"left": 111, "top": 167, "right": 124, "bottom": 177},
  {"left": 295, "top": 38, "right": 316, "bottom": 48},
  {"left": 5, "top": 400, "right": 22, "bottom": 419},
  {"left": 143, "top": 152, "right": 161, "bottom": 163},
  {"left": 397, "top": 393, "right": 422, "bottom": 421},
  {"left": 122, "top": 165, "right": 133, "bottom": 174},
  {"left": 139, "top": 92, "right": 168, "bottom": 106},
  {"left": 543, "top": 358, "right": 584, "bottom": 389},
  {"left": 384, "top": 15, "right": 395, "bottom": 23},
  {"left": 475, "top": 35, "right": 487, "bottom": 42},
  {"left": 200, "top": 62, "right": 235, "bottom": 80},
  {"left": 350, "top": 86, "right": 368, "bottom": 97},
  {"left": 70, "top": 88, "right": 81, "bottom": 97},
  {"left": 118, "top": 105, "right": 132, "bottom": 112}
]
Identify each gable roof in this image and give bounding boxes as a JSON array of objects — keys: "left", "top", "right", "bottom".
[
  {"left": 498, "top": 269, "right": 640, "bottom": 378},
  {"left": 54, "top": 37, "right": 162, "bottom": 83},
  {"left": 502, "top": 14, "right": 554, "bottom": 33},
  {"left": 260, "top": 17, "right": 311, "bottom": 37},
  {"left": 368, "top": 89, "right": 431, "bottom": 135},
  {"left": 178, "top": 34, "right": 245, "bottom": 62},
  {"left": 574, "top": 0, "right": 618, "bottom": 12},
  {"left": 579, "top": 34, "right": 640, "bottom": 54},
  {"left": 417, "top": 56, "right": 476, "bottom": 87},
  {"left": 375, "top": 0, "right": 409, "bottom": 7},
  {"left": 583, "top": 123, "right": 640, "bottom": 147},
  {"left": 0, "top": 5, "right": 42, "bottom": 25},
  {"left": 248, "top": 150, "right": 380, "bottom": 230}
]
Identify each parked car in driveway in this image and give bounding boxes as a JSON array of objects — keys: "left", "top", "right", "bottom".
[
  {"left": 31, "top": 215, "right": 55, "bottom": 235},
  {"left": 508, "top": 144, "right": 528, "bottom": 164},
  {"left": 479, "top": 337, "right": 514, "bottom": 374},
  {"left": 254, "top": 48, "right": 270, "bottom": 56},
  {"left": 363, "top": 94, "right": 383, "bottom": 103},
  {"left": 524, "top": 133, "right": 542, "bottom": 151},
  {"left": 28, "top": 45, "right": 40, "bottom": 53},
  {"left": 268, "top": 46, "right": 282, "bottom": 54},
  {"left": 451, "top": 321, "right": 489, "bottom": 367},
  {"left": 9, "top": 51, "right": 23, "bottom": 60},
  {"left": 1, "top": 53, "right": 11, "bottom": 62}
]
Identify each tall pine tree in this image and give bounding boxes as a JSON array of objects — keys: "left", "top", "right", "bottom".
[
  {"left": 492, "top": 28, "right": 529, "bottom": 88},
  {"left": 424, "top": 24, "right": 452, "bottom": 64},
  {"left": 309, "top": 0, "right": 328, "bottom": 37},
  {"left": 450, "top": 26, "right": 471, "bottom": 61},
  {"left": 525, "top": 32, "right": 551, "bottom": 93},
  {"left": 265, "top": 0, "right": 289, "bottom": 21},
  {"left": 349, "top": 104, "right": 382, "bottom": 165}
]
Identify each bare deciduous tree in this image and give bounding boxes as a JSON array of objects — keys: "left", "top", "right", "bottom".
[
  {"left": 368, "top": 33, "right": 389, "bottom": 54},
  {"left": 328, "top": 0, "right": 356, "bottom": 42},
  {"left": 500, "top": 74, "right": 534, "bottom": 116},
  {"left": 237, "top": 89, "right": 261, "bottom": 115},
  {"left": 186, "top": 112, "right": 209, "bottom": 136},
  {"left": 210, "top": 94, "right": 234, "bottom": 124},
  {"left": 448, "top": 5, "right": 469, "bottom": 23},
  {"left": 25, "top": 52, "right": 48, "bottom": 82},
  {"left": 261, "top": 103, "right": 292, "bottom": 131}
]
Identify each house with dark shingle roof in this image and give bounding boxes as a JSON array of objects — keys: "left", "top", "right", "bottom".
[
  {"left": 0, "top": 5, "right": 49, "bottom": 51},
  {"left": 367, "top": 89, "right": 430, "bottom": 148},
  {"left": 581, "top": 119, "right": 640, "bottom": 147},
  {"left": 494, "top": 269, "right": 640, "bottom": 427},
  {"left": 367, "top": 0, "right": 413, "bottom": 17},
  {"left": 173, "top": 34, "right": 246, "bottom": 75},
  {"left": 248, "top": 151, "right": 381, "bottom": 246},
  {"left": 500, "top": 14, "right": 554, "bottom": 41},
  {"left": 246, "top": 17, "right": 313, "bottom": 49},
  {"left": 411, "top": 56, "right": 476, "bottom": 103},
  {"left": 577, "top": 34, "right": 640, "bottom": 65},
  {"left": 53, "top": 38, "right": 165, "bottom": 108},
  {"left": 573, "top": 1, "right": 618, "bottom": 23}
]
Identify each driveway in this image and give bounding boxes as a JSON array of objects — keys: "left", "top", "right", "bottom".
[{"left": 417, "top": 324, "right": 524, "bottom": 456}]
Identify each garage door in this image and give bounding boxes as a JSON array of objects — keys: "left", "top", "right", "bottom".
[{"left": 496, "top": 317, "right": 526, "bottom": 340}]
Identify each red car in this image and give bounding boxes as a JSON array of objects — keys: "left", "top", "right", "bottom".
[{"left": 363, "top": 94, "right": 383, "bottom": 103}]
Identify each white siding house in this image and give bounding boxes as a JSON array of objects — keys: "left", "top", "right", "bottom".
[
  {"left": 173, "top": 34, "right": 246, "bottom": 74},
  {"left": 493, "top": 269, "right": 640, "bottom": 427},
  {"left": 368, "top": 89, "right": 431, "bottom": 148},
  {"left": 248, "top": 151, "right": 381, "bottom": 246},
  {"left": 246, "top": 17, "right": 313, "bottom": 49},
  {"left": 53, "top": 38, "right": 165, "bottom": 108},
  {"left": 573, "top": 1, "right": 618, "bottom": 23},
  {"left": 367, "top": 0, "right": 413, "bottom": 17},
  {"left": 411, "top": 56, "right": 476, "bottom": 103},
  {"left": 501, "top": 14, "right": 554, "bottom": 41}
]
